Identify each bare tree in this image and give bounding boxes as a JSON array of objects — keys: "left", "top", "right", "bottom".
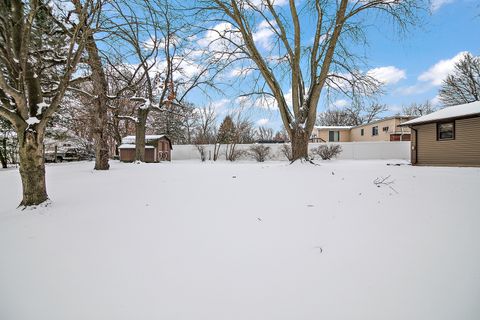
[
  {"left": 360, "top": 103, "right": 389, "bottom": 124},
  {"left": 195, "top": 105, "right": 217, "bottom": 144},
  {"left": 316, "top": 108, "right": 352, "bottom": 126},
  {"left": 108, "top": 0, "right": 225, "bottom": 161},
  {"left": 317, "top": 102, "right": 388, "bottom": 126},
  {"left": 439, "top": 53, "right": 480, "bottom": 106},
  {"left": 256, "top": 126, "right": 274, "bottom": 141},
  {"left": 0, "top": 0, "right": 100, "bottom": 206},
  {"left": 149, "top": 102, "right": 199, "bottom": 144},
  {"left": 195, "top": 144, "right": 207, "bottom": 161},
  {"left": 401, "top": 100, "right": 436, "bottom": 116},
  {"left": 70, "top": 0, "right": 112, "bottom": 170},
  {"left": 197, "top": 0, "right": 422, "bottom": 160},
  {"left": 227, "top": 110, "right": 254, "bottom": 160}
]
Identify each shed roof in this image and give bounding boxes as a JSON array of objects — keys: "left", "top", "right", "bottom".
[
  {"left": 401, "top": 101, "right": 480, "bottom": 126},
  {"left": 121, "top": 135, "right": 168, "bottom": 144},
  {"left": 119, "top": 144, "right": 154, "bottom": 149}
]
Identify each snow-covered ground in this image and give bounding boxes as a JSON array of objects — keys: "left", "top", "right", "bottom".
[{"left": 1, "top": 160, "right": 480, "bottom": 320}]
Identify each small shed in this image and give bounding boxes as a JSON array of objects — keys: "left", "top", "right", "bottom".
[
  {"left": 400, "top": 101, "right": 480, "bottom": 167},
  {"left": 119, "top": 135, "right": 172, "bottom": 162}
]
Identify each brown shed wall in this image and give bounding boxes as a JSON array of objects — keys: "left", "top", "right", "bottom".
[
  {"left": 156, "top": 137, "right": 172, "bottom": 161},
  {"left": 119, "top": 149, "right": 135, "bottom": 162},
  {"left": 413, "top": 116, "right": 480, "bottom": 166},
  {"left": 120, "top": 148, "right": 156, "bottom": 162}
]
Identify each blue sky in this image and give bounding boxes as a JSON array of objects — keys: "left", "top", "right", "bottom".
[{"left": 187, "top": 0, "right": 480, "bottom": 130}]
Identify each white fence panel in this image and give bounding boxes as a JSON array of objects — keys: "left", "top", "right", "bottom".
[{"left": 172, "top": 141, "right": 410, "bottom": 161}]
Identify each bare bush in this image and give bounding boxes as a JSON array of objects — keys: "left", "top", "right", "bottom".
[
  {"left": 195, "top": 145, "right": 207, "bottom": 162},
  {"left": 313, "top": 145, "right": 343, "bottom": 160},
  {"left": 249, "top": 145, "right": 271, "bottom": 162},
  {"left": 281, "top": 144, "right": 293, "bottom": 161},
  {"left": 227, "top": 148, "right": 246, "bottom": 161}
]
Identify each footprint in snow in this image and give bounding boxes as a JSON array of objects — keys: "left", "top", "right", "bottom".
[{"left": 314, "top": 246, "right": 323, "bottom": 253}]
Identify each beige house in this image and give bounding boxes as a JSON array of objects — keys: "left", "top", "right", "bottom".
[
  {"left": 400, "top": 101, "right": 480, "bottom": 167},
  {"left": 310, "top": 126, "right": 352, "bottom": 142},
  {"left": 311, "top": 116, "right": 413, "bottom": 142}
]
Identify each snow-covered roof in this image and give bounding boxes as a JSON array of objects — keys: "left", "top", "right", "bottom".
[
  {"left": 121, "top": 135, "right": 167, "bottom": 144},
  {"left": 351, "top": 115, "right": 413, "bottom": 128},
  {"left": 401, "top": 101, "right": 480, "bottom": 126},
  {"left": 118, "top": 144, "right": 154, "bottom": 149},
  {"left": 315, "top": 126, "right": 353, "bottom": 130}
]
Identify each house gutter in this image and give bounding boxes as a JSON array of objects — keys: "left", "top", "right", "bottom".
[{"left": 411, "top": 127, "right": 418, "bottom": 165}]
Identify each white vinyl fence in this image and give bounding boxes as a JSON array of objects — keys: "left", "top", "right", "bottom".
[{"left": 172, "top": 141, "right": 410, "bottom": 161}]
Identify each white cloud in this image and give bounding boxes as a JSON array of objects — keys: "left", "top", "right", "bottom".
[
  {"left": 397, "top": 51, "right": 469, "bottom": 96},
  {"left": 254, "top": 95, "right": 277, "bottom": 110},
  {"left": 283, "top": 88, "right": 292, "bottom": 108},
  {"left": 396, "top": 83, "right": 432, "bottom": 95},
  {"left": 388, "top": 105, "right": 402, "bottom": 113},
  {"left": 367, "top": 66, "right": 406, "bottom": 85},
  {"left": 431, "top": 0, "right": 456, "bottom": 12},
  {"left": 235, "top": 94, "right": 277, "bottom": 110},
  {"left": 197, "top": 22, "right": 244, "bottom": 60},
  {"left": 430, "top": 95, "right": 442, "bottom": 106},
  {"left": 211, "top": 98, "right": 230, "bottom": 111},
  {"left": 418, "top": 51, "right": 467, "bottom": 86},
  {"left": 332, "top": 99, "right": 349, "bottom": 108},
  {"left": 253, "top": 20, "right": 277, "bottom": 50},
  {"left": 229, "top": 67, "right": 253, "bottom": 78},
  {"left": 256, "top": 118, "right": 269, "bottom": 126}
]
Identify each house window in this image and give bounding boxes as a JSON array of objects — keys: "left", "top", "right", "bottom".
[
  {"left": 329, "top": 131, "right": 340, "bottom": 142},
  {"left": 372, "top": 126, "right": 378, "bottom": 136},
  {"left": 383, "top": 126, "right": 389, "bottom": 132},
  {"left": 360, "top": 129, "right": 364, "bottom": 136},
  {"left": 437, "top": 122, "right": 455, "bottom": 140}
]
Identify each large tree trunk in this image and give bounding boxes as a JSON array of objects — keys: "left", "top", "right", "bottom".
[
  {"left": 0, "top": 138, "right": 7, "bottom": 168},
  {"left": 92, "top": 105, "right": 110, "bottom": 170},
  {"left": 85, "top": 35, "right": 110, "bottom": 170},
  {"left": 0, "top": 143, "right": 7, "bottom": 169},
  {"left": 290, "top": 129, "right": 309, "bottom": 161},
  {"left": 135, "top": 109, "right": 148, "bottom": 162},
  {"left": 18, "top": 131, "right": 48, "bottom": 206}
]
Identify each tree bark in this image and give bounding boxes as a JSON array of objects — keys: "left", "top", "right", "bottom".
[
  {"left": 0, "top": 138, "right": 7, "bottom": 168},
  {"left": 135, "top": 109, "right": 148, "bottom": 162},
  {"left": 18, "top": 131, "right": 48, "bottom": 206},
  {"left": 290, "top": 129, "right": 309, "bottom": 161},
  {"left": 85, "top": 35, "right": 110, "bottom": 170}
]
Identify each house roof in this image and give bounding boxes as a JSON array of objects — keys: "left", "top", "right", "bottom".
[
  {"left": 351, "top": 115, "right": 413, "bottom": 129},
  {"left": 314, "top": 126, "right": 353, "bottom": 130},
  {"left": 401, "top": 101, "right": 480, "bottom": 126},
  {"left": 315, "top": 116, "right": 413, "bottom": 131}
]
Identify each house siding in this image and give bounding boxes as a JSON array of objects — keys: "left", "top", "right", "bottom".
[
  {"left": 413, "top": 116, "right": 480, "bottom": 166},
  {"left": 316, "top": 129, "right": 351, "bottom": 142},
  {"left": 350, "top": 118, "right": 411, "bottom": 142}
]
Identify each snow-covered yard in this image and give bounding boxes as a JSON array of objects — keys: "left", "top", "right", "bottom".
[{"left": 1, "top": 160, "right": 479, "bottom": 320}]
